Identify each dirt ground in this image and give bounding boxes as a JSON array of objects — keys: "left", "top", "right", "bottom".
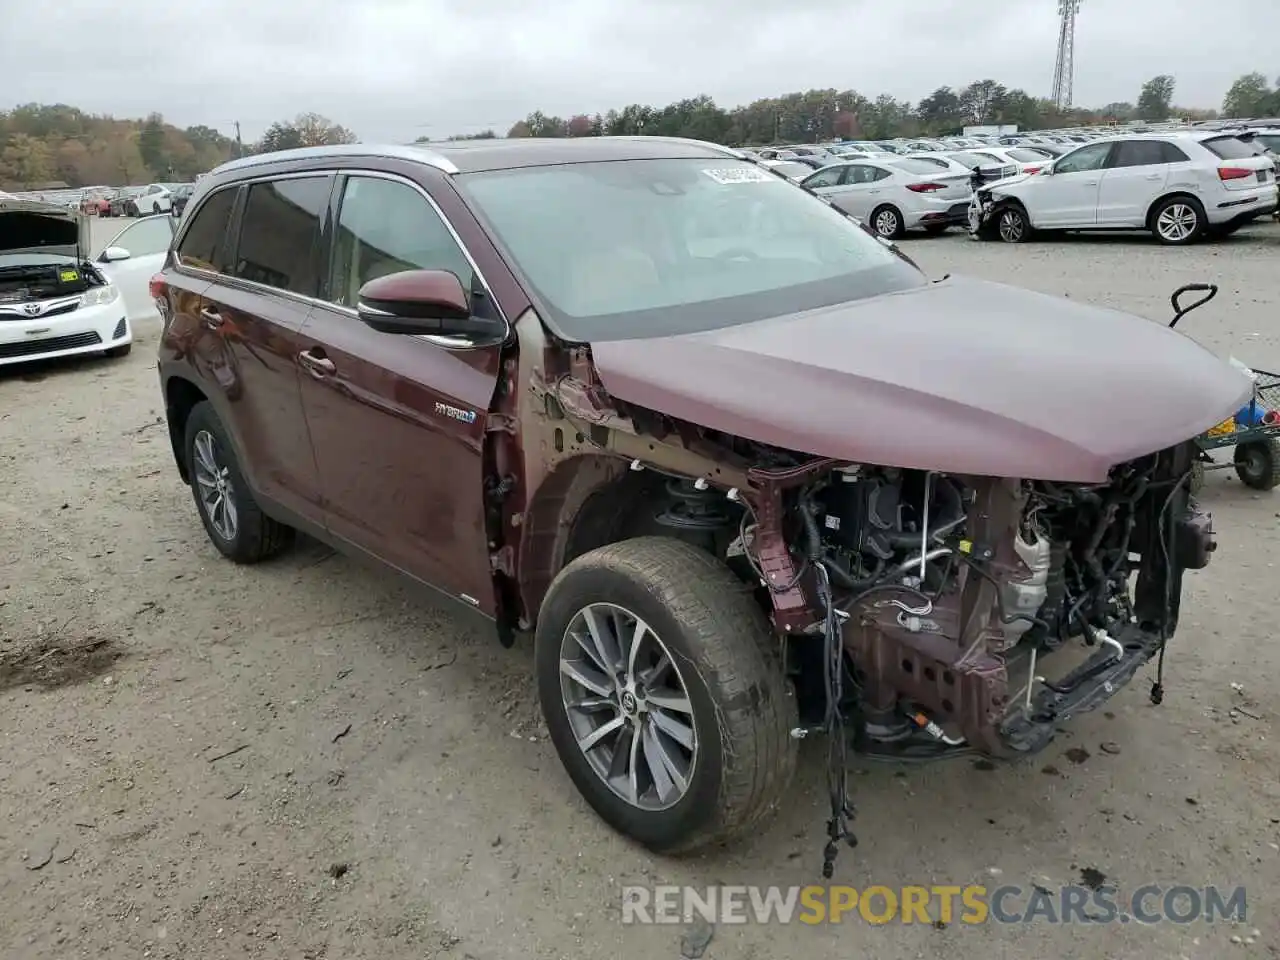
[{"left": 1, "top": 218, "right": 1278, "bottom": 960}]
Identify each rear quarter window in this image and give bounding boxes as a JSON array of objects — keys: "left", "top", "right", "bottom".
[
  {"left": 1201, "top": 136, "right": 1263, "bottom": 160},
  {"left": 176, "top": 186, "right": 237, "bottom": 273}
]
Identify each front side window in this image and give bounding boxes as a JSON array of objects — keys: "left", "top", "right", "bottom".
[
  {"left": 1054, "top": 142, "right": 1113, "bottom": 174},
  {"left": 326, "top": 176, "right": 476, "bottom": 310},
  {"left": 231, "top": 176, "right": 330, "bottom": 296},
  {"left": 111, "top": 216, "right": 173, "bottom": 257},
  {"left": 458, "top": 157, "right": 924, "bottom": 341},
  {"left": 176, "top": 186, "right": 237, "bottom": 272}
]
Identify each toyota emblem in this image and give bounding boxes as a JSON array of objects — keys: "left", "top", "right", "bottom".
[{"left": 22, "top": 303, "right": 43, "bottom": 317}]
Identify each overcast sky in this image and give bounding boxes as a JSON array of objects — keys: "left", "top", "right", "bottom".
[{"left": 6, "top": 0, "right": 1277, "bottom": 142}]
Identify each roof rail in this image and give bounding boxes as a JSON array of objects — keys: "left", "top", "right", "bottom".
[{"left": 210, "top": 143, "right": 459, "bottom": 177}]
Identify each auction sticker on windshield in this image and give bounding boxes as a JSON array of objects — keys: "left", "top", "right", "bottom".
[{"left": 702, "top": 167, "right": 774, "bottom": 184}]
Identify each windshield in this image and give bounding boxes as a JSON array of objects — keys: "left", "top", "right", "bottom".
[{"left": 458, "top": 158, "right": 924, "bottom": 342}]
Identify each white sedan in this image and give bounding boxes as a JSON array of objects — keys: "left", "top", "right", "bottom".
[{"left": 800, "top": 158, "right": 973, "bottom": 238}]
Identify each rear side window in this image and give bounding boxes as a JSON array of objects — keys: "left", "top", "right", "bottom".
[
  {"left": 176, "top": 187, "right": 237, "bottom": 272},
  {"left": 231, "top": 176, "right": 331, "bottom": 296},
  {"left": 1201, "top": 136, "right": 1261, "bottom": 160},
  {"left": 1113, "top": 140, "right": 1172, "bottom": 167}
]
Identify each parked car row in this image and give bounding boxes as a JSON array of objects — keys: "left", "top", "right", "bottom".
[
  {"left": 74, "top": 182, "right": 195, "bottom": 218},
  {"left": 755, "top": 128, "right": 1279, "bottom": 245}
]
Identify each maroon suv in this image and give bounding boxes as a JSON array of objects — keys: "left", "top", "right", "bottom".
[{"left": 155, "top": 138, "right": 1247, "bottom": 863}]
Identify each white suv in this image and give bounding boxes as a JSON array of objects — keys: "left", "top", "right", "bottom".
[{"left": 968, "top": 131, "right": 1277, "bottom": 245}]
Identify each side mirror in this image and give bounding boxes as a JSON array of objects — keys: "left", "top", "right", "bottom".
[
  {"left": 356, "top": 269, "right": 504, "bottom": 339},
  {"left": 100, "top": 246, "right": 131, "bottom": 262}
]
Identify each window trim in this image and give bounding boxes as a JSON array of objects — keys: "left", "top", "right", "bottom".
[
  {"left": 316, "top": 168, "right": 509, "bottom": 350},
  {"left": 172, "top": 182, "right": 243, "bottom": 278},
  {"left": 172, "top": 169, "right": 506, "bottom": 351},
  {"left": 225, "top": 173, "right": 334, "bottom": 299}
]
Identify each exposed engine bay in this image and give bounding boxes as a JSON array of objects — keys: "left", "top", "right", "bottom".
[
  {"left": 0, "top": 259, "right": 104, "bottom": 305},
  {"left": 719, "top": 452, "right": 1214, "bottom": 753}
]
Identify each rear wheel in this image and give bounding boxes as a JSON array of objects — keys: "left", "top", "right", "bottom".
[
  {"left": 535, "top": 537, "right": 797, "bottom": 854},
  {"left": 870, "top": 204, "right": 906, "bottom": 240},
  {"left": 183, "top": 401, "right": 294, "bottom": 562},
  {"left": 1234, "top": 438, "right": 1280, "bottom": 490},
  {"left": 1151, "top": 196, "right": 1205, "bottom": 245}
]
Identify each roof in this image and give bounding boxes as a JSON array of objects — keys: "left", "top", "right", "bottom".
[{"left": 210, "top": 137, "right": 743, "bottom": 178}]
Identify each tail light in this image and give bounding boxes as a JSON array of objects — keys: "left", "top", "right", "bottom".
[
  {"left": 906, "top": 182, "right": 947, "bottom": 193},
  {"left": 1218, "top": 166, "right": 1252, "bottom": 181},
  {"left": 1024, "top": 166, "right": 1043, "bottom": 175},
  {"left": 148, "top": 273, "right": 168, "bottom": 300}
]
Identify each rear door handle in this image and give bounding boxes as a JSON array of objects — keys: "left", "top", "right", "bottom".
[
  {"left": 298, "top": 349, "right": 336, "bottom": 377},
  {"left": 199, "top": 306, "right": 223, "bottom": 329}
]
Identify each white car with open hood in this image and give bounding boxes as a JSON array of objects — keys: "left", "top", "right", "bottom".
[{"left": 0, "top": 196, "right": 133, "bottom": 366}]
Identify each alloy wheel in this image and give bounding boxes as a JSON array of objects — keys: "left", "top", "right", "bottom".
[
  {"left": 874, "top": 209, "right": 900, "bottom": 238},
  {"left": 998, "top": 209, "right": 1026, "bottom": 242},
  {"left": 1156, "top": 203, "right": 1198, "bottom": 242},
  {"left": 193, "top": 429, "right": 238, "bottom": 542},
  {"left": 558, "top": 602, "right": 697, "bottom": 811}
]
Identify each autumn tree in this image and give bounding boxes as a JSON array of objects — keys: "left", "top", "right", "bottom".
[
  {"left": 1136, "top": 75, "right": 1176, "bottom": 120},
  {"left": 255, "top": 113, "right": 357, "bottom": 155}
]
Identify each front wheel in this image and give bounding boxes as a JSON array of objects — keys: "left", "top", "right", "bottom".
[
  {"left": 1234, "top": 438, "right": 1280, "bottom": 490},
  {"left": 995, "top": 203, "right": 1032, "bottom": 243},
  {"left": 1151, "top": 197, "right": 1205, "bottom": 245},
  {"left": 535, "top": 537, "right": 797, "bottom": 855},
  {"left": 183, "top": 401, "right": 294, "bottom": 562}
]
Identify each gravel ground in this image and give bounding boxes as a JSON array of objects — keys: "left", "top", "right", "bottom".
[{"left": 1, "top": 218, "right": 1278, "bottom": 960}]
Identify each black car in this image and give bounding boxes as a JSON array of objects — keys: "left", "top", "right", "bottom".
[{"left": 170, "top": 184, "right": 194, "bottom": 218}]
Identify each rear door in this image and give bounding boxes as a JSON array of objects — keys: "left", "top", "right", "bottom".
[
  {"left": 1096, "top": 139, "right": 1176, "bottom": 227},
  {"left": 822, "top": 163, "right": 888, "bottom": 218},
  {"left": 191, "top": 174, "right": 331, "bottom": 520}
]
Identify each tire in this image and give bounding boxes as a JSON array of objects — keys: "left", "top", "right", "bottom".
[
  {"left": 104, "top": 343, "right": 132, "bottom": 358},
  {"left": 995, "top": 203, "right": 1032, "bottom": 243},
  {"left": 923, "top": 223, "right": 950, "bottom": 235},
  {"left": 535, "top": 536, "right": 797, "bottom": 855},
  {"left": 183, "top": 401, "right": 294, "bottom": 562},
  {"left": 151, "top": 202, "right": 160, "bottom": 215},
  {"left": 870, "top": 204, "right": 906, "bottom": 240},
  {"left": 1234, "top": 438, "right": 1280, "bottom": 490},
  {"left": 1150, "top": 196, "right": 1205, "bottom": 246}
]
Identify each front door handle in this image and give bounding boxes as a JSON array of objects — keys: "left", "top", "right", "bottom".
[
  {"left": 1145, "top": 174, "right": 1162, "bottom": 181},
  {"left": 199, "top": 306, "right": 223, "bottom": 329},
  {"left": 298, "top": 349, "right": 336, "bottom": 377}
]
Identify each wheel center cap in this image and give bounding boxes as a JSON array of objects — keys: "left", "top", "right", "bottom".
[{"left": 620, "top": 691, "right": 638, "bottom": 716}]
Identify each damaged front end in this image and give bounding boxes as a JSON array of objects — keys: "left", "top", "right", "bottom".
[{"left": 530, "top": 348, "right": 1216, "bottom": 762}]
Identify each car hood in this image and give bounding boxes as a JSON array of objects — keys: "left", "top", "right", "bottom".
[
  {"left": 0, "top": 196, "right": 89, "bottom": 260},
  {"left": 589, "top": 275, "right": 1253, "bottom": 483}
]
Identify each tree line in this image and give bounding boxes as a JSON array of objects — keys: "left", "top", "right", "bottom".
[
  {"left": 482, "top": 74, "right": 1276, "bottom": 144},
  {"left": 0, "top": 106, "right": 355, "bottom": 190},
  {"left": 4, "top": 72, "right": 1277, "bottom": 189}
]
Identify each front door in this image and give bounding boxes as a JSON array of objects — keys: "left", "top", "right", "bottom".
[
  {"left": 297, "top": 172, "right": 504, "bottom": 612},
  {"left": 1030, "top": 141, "right": 1114, "bottom": 228},
  {"left": 99, "top": 214, "right": 176, "bottom": 322}
]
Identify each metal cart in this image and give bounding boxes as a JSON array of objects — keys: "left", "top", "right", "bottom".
[{"left": 1169, "top": 283, "right": 1280, "bottom": 493}]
